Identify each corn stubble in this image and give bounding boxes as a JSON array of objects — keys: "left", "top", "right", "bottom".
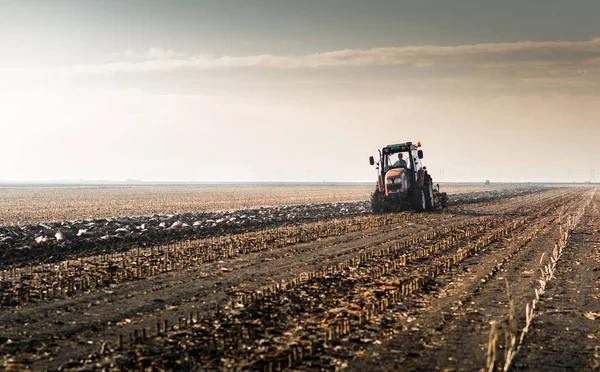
[
  {"left": 0, "top": 186, "right": 593, "bottom": 371},
  {"left": 487, "top": 189, "right": 592, "bottom": 372}
]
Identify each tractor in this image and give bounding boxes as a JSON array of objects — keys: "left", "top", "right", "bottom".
[{"left": 368, "top": 141, "right": 447, "bottom": 213}]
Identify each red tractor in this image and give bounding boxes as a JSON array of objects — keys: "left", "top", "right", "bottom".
[{"left": 369, "top": 141, "right": 447, "bottom": 213}]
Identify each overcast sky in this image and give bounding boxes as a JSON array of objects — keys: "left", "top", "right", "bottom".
[{"left": 1, "top": 0, "right": 599, "bottom": 183}]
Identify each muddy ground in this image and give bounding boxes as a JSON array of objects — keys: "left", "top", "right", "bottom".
[{"left": 0, "top": 186, "right": 597, "bottom": 371}]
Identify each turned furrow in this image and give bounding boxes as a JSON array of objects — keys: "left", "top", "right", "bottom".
[
  {"left": 66, "top": 218, "right": 502, "bottom": 370},
  {"left": 0, "top": 200, "right": 532, "bottom": 369},
  {"left": 187, "top": 192, "right": 583, "bottom": 368},
  {"left": 2, "top": 189, "right": 563, "bottom": 296},
  {"left": 512, "top": 189, "right": 600, "bottom": 371},
  {"left": 0, "top": 212, "right": 461, "bottom": 309},
  {"left": 344, "top": 193, "right": 589, "bottom": 372},
  {"left": 0, "top": 212, "right": 425, "bottom": 307},
  {"left": 3, "top": 211, "right": 495, "bottom": 370},
  {"left": 0, "top": 190, "right": 575, "bottom": 370},
  {"left": 0, "top": 191, "right": 568, "bottom": 318},
  {"left": 449, "top": 187, "right": 556, "bottom": 214},
  {"left": 65, "top": 190, "right": 581, "bottom": 370},
  {"left": 242, "top": 193, "right": 585, "bottom": 369},
  {"left": 0, "top": 188, "right": 567, "bottom": 309}
]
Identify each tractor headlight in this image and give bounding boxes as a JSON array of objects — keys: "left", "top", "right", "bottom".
[
  {"left": 386, "top": 179, "right": 393, "bottom": 184},
  {"left": 393, "top": 178, "right": 402, "bottom": 183}
]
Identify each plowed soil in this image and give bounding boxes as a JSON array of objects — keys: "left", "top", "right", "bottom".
[{"left": 0, "top": 186, "right": 597, "bottom": 371}]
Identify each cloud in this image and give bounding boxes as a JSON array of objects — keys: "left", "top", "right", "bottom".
[
  {"left": 146, "top": 48, "right": 189, "bottom": 60},
  {"left": 2, "top": 40, "right": 600, "bottom": 96},
  {"left": 109, "top": 47, "right": 189, "bottom": 60},
  {"left": 70, "top": 39, "right": 600, "bottom": 73}
]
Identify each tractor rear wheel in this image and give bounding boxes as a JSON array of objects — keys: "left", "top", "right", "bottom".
[
  {"left": 424, "top": 182, "right": 436, "bottom": 211},
  {"left": 440, "top": 192, "right": 448, "bottom": 209},
  {"left": 412, "top": 188, "right": 426, "bottom": 212}
]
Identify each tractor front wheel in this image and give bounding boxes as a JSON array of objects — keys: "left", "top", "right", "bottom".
[{"left": 371, "top": 190, "right": 382, "bottom": 213}]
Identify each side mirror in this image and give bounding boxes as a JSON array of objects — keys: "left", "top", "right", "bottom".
[
  {"left": 417, "top": 150, "right": 423, "bottom": 159},
  {"left": 369, "top": 156, "right": 375, "bottom": 165}
]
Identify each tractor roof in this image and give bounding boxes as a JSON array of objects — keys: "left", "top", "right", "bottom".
[{"left": 382, "top": 142, "right": 419, "bottom": 154}]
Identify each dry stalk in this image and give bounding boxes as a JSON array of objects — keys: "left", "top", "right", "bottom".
[
  {"left": 486, "top": 321, "right": 500, "bottom": 372},
  {"left": 496, "top": 192, "right": 593, "bottom": 372},
  {"left": 502, "top": 280, "right": 518, "bottom": 372}
]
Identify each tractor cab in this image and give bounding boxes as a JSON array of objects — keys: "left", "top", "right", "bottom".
[
  {"left": 383, "top": 149, "right": 422, "bottom": 172},
  {"left": 369, "top": 142, "right": 424, "bottom": 193}
]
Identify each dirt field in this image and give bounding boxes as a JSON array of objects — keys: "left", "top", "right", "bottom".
[
  {"left": 0, "top": 185, "right": 598, "bottom": 371},
  {"left": 0, "top": 183, "right": 528, "bottom": 226},
  {"left": 0, "top": 185, "right": 371, "bottom": 226}
]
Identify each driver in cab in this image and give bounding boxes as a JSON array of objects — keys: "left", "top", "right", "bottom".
[{"left": 393, "top": 153, "right": 407, "bottom": 168}]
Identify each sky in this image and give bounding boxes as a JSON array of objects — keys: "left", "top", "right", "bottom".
[{"left": 1, "top": 0, "right": 599, "bottom": 183}]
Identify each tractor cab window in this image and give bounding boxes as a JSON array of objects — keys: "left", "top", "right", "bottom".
[{"left": 384, "top": 152, "right": 410, "bottom": 171}]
